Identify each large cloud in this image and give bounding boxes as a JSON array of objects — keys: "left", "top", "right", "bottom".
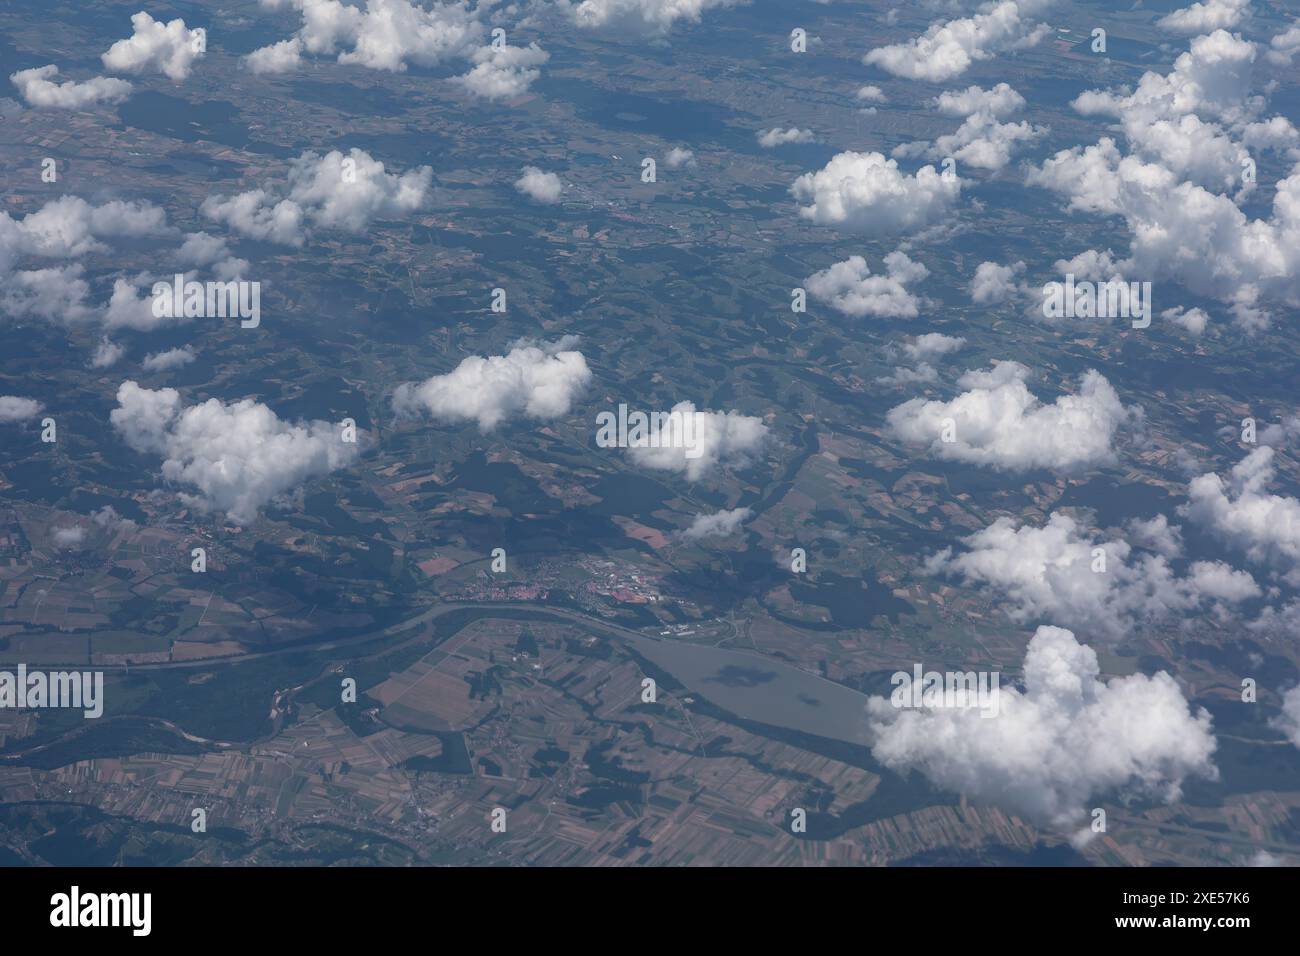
[
  {"left": 863, "top": 0, "right": 1052, "bottom": 83},
  {"left": 1183, "top": 447, "right": 1300, "bottom": 574},
  {"left": 1067, "top": 31, "right": 1263, "bottom": 193},
  {"left": 866, "top": 625, "right": 1217, "bottom": 828},
  {"left": 111, "top": 381, "right": 361, "bottom": 524},
  {"left": 1030, "top": 144, "right": 1300, "bottom": 323},
  {"left": 1027, "top": 31, "right": 1300, "bottom": 325},
  {"left": 927, "top": 512, "right": 1259, "bottom": 638},
  {"left": 886, "top": 362, "right": 1138, "bottom": 472},
  {"left": 102, "top": 12, "right": 205, "bottom": 81},
  {"left": 202, "top": 148, "right": 431, "bottom": 246},
  {"left": 789, "top": 151, "right": 961, "bottom": 234},
  {"left": 9, "top": 66, "right": 132, "bottom": 109},
  {"left": 804, "top": 251, "right": 928, "bottom": 318},
  {"left": 392, "top": 338, "right": 591, "bottom": 431}
]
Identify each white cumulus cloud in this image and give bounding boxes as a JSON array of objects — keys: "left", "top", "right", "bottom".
[
  {"left": 1162, "top": 306, "right": 1212, "bottom": 336},
  {"left": 392, "top": 338, "right": 591, "bottom": 431},
  {"left": 856, "top": 84, "right": 887, "bottom": 104},
  {"left": 0, "top": 396, "right": 43, "bottom": 422},
  {"left": 1268, "top": 21, "right": 1300, "bottom": 66},
  {"left": 887, "top": 362, "right": 1138, "bottom": 472},
  {"left": 111, "top": 380, "right": 361, "bottom": 525},
  {"left": 790, "top": 151, "right": 961, "bottom": 234},
  {"left": 245, "top": 37, "right": 305, "bottom": 74},
  {"left": 561, "top": 0, "right": 742, "bottom": 38},
  {"left": 102, "top": 12, "right": 205, "bottom": 81},
  {"left": 927, "top": 512, "right": 1258, "bottom": 638},
  {"left": 1027, "top": 31, "right": 1300, "bottom": 326},
  {"left": 970, "top": 259, "right": 1027, "bottom": 303},
  {"left": 897, "top": 84, "right": 1044, "bottom": 172},
  {"left": 141, "top": 346, "right": 196, "bottom": 372},
  {"left": 665, "top": 147, "right": 695, "bottom": 168},
  {"left": 1158, "top": 0, "right": 1250, "bottom": 35},
  {"left": 682, "top": 507, "right": 752, "bottom": 540},
  {"left": 805, "top": 251, "right": 929, "bottom": 318},
  {"left": 1068, "top": 31, "right": 1260, "bottom": 194},
  {"left": 91, "top": 338, "right": 126, "bottom": 368},
  {"left": 453, "top": 42, "right": 548, "bottom": 99},
  {"left": 0, "top": 196, "right": 171, "bottom": 325},
  {"left": 866, "top": 624, "right": 1217, "bottom": 828},
  {"left": 260, "top": 0, "right": 483, "bottom": 73},
  {"left": 202, "top": 148, "right": 431, "bottom": 246},
  {"left": 514, "top": 166, "right": 563, "bottom": 204},
  {"left": 1273, "top": 684, "right": 1300, "bottom": 749},
  {"left": 904, "top": 331, "right": 966, "bottom": 362},
  {"left": 757, "top": 127, "right": 815, "bottom": 148},
  {"left": 935, "top": 82, "right": 1025, "bottom": 118},
  {"left": 863, "top": 0, "right": 1051, "bottom": 83},
  {"left": 1184, "top": 448, "right": 1300, "bottom": 573},
  {"left": 9, "top": 66, "right": 132, "bottom": 109},
  {"left": 625, "top": 402, "right": 767, "bottom": 482}
]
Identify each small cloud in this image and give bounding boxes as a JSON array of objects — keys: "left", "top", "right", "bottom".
[
  {"left": 757, "top": 127, "right": 816, "bottom": 148},
  {"left": 53, "top": 526, "right": 86, "bottom": 548},
  {"left": 665, "top": 147, "right": 696, "bottom": 169},
  {"left": 91, "top": 338, "right": 126, "bottom": 369},
  {"left": 682, "top": 507, "right": 752, "bottom": 540},
  {"left": 514, "top": 166, "right": 563, "bottom": 204},
  {"left": 0, "top": 396, "right": 43, "bottom": 422},
  {"left": 141, "top": 346, "right": 196, "bottom": 372}
]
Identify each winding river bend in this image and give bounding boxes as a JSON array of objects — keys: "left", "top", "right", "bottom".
[{"left": 1, "top": 601, "right": 874, "bottom": 761}]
